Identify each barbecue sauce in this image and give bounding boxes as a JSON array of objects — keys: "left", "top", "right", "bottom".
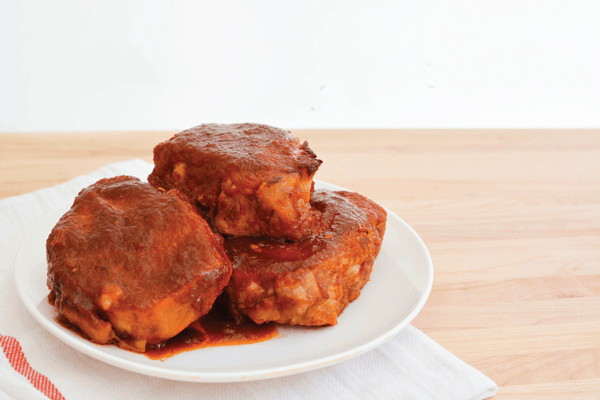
[
  {"left": 54, "top": 302, "right": 278, "bottom": 360},
  {"left": 144, "top": 308, "right": 278, "bottom": 360}
]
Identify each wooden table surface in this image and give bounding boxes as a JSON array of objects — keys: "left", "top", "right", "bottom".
[{"left": 1, "top": 129, "right": 599, "bottom": 399}]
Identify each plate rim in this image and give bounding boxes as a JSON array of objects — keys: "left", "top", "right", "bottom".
[{"left": 14, "top": 180, "right": 433, "bottom": 382}]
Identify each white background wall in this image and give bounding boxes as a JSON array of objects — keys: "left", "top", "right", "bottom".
[{"left": 1, "top": 0, "right": 599, "bottom": 132}]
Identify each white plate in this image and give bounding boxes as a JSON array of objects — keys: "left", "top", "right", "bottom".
[{"left": 15, "top": 181, "right": 433, "bottom": 382}]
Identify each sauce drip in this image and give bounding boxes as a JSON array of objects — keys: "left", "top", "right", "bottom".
[
  {"left": 145, "top": 308, "right": 278, "bottom": 360},
  {"left": 54, "top": 302, "right": 278, "bottom": 360}
]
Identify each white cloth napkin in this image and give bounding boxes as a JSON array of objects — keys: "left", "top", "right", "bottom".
[{"left": 0, "top": 160, "right": 497, "bottom": 400}]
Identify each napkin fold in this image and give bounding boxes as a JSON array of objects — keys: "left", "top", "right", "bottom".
[{"left": 0, "top": 160, "right": 497, "bottom": 400}]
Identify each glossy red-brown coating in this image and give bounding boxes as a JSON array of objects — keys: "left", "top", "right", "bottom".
[
  {"left": 54, "top": 302, "right": 278, "bottom": 360},
  {"left": 46, "top": 176, "right": 232, "bottom": 352},
  {"left": 148, "top": 123, "right": 322, "bottom": 241},
  {"left": 144, "top": 306, "right": 278, "bottom": 360},
  {"left": 224, "top": 189, "right": 387, "bottom": 326}
]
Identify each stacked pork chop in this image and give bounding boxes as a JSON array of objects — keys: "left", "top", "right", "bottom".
[{"left": 47, "top": 123, "right": 387, "bottom": 352}]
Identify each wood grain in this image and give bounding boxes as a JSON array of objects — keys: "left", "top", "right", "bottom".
[{"left": 1, "top": 129, "right": 599, "bottom": 399}]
